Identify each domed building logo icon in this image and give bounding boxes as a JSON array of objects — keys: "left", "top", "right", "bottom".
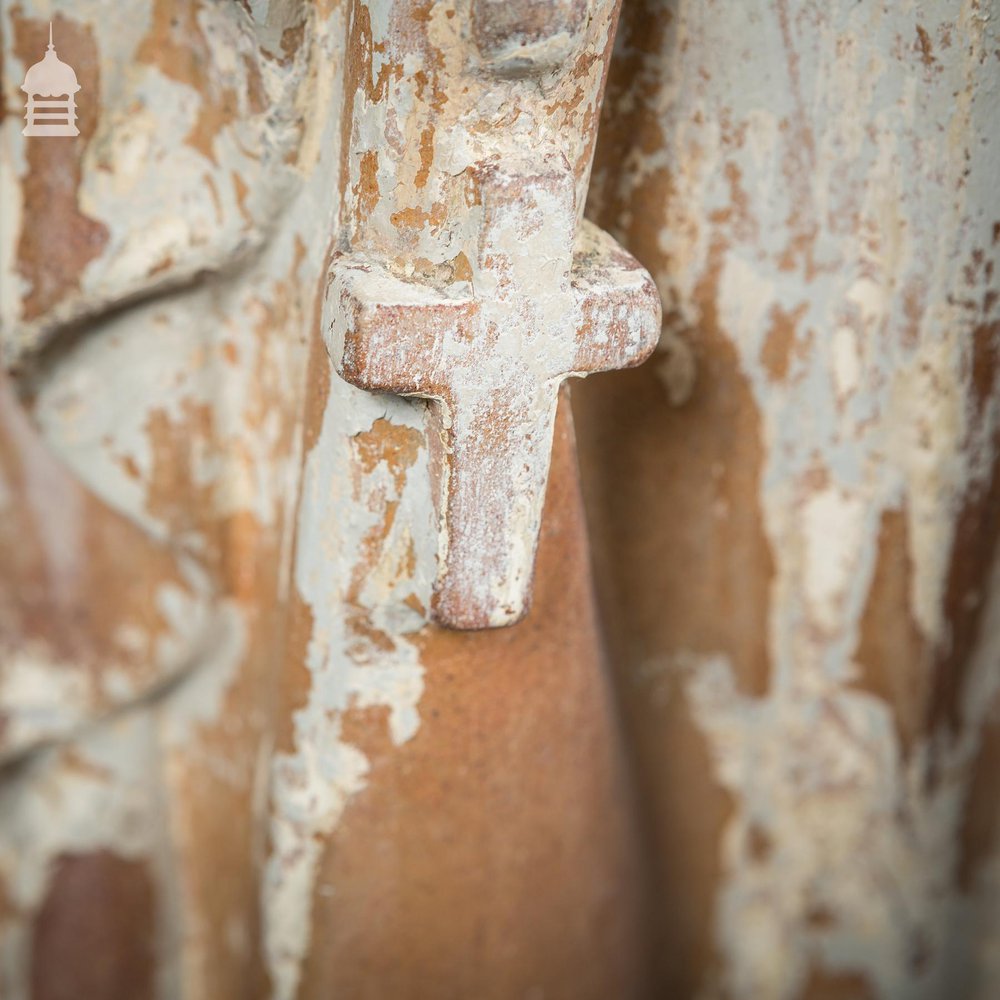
[{"left": 21, "top": 23, "right": 80, "bottom": 137}]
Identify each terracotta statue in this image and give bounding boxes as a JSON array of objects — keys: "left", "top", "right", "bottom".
[{"left": 1, "top": 2, "right": 998, "bottom": 998}]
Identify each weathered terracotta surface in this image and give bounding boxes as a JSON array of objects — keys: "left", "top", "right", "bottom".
[
  {"left": 577, "top": 0, "right": 1000, "bottom": 997},
  {"left": 278, "top": 396, "right": 646, "bottom": 999},
  {"left": 1, "top": 0, "right": 999, "bottom": 999},
  {"left": 30, "top": 850, "right": 156, "bottom": 1000},
  {"left": 3, "top": 1, "right": 645, "bottom": 998},
  {"left": 0, "top": 369, "right": 218, "bottom": 761},
  {"left": 2, "top": 5, "right": 310, "bottom": 999}
]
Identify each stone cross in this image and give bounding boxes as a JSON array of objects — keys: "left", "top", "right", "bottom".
[{"left": 325, "top": 152, "right": 660, "bottom": 629}]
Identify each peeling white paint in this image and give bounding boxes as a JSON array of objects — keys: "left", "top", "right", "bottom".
[
  {"left": 597, "top": 0, "right": 1000, "bottom": 994},
  {"left": 264, "top": 382, "right": 432, "bottom": 1000}
]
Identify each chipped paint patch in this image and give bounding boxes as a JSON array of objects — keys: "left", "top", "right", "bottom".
[{"left": 802, "top": 487, "right": 868, "bottom": 635}]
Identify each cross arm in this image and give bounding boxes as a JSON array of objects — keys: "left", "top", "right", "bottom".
[
  {"left": 569, "top": 221, "right": 661, "bottom": 376},
  {"left": 325, "top": 253, "right": 477, "bottom": 398}
]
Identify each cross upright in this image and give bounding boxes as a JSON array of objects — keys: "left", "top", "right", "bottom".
[{"left": 325, "top": 152, "right": 661, "bottom": 629}]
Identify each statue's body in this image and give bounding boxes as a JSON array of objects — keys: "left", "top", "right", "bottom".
[{"left": 1, "top": 2, "right": 999, "bottom": 999}]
